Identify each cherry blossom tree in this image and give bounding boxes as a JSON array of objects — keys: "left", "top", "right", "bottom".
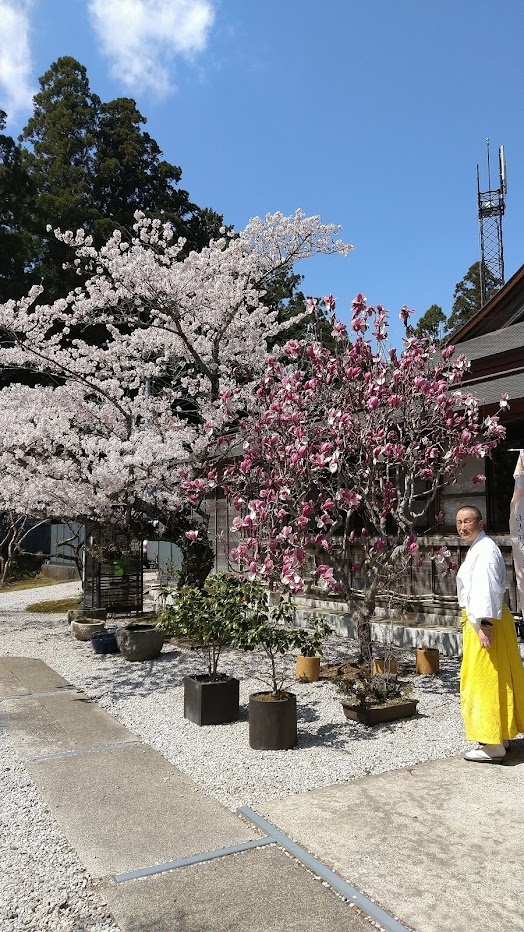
[
  {"left": 0, "top": 211, "right": 352, "bottom": 571},
  {"left": 211, "top": 296, "right": 507, "bottom": 663}
]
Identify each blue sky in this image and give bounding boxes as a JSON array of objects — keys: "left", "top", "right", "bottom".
[{"left": 2, "top": 0, "right": 524, "bottom": 345}]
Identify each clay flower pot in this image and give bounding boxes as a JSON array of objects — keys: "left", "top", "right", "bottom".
[
  {"left": 415, "top": 647, "right": 440, "bottom": 675},
  {"left": 295, "top": 655, "right": 321, "bottom": 682},
  {"left": 372, "top": 658, "right": 398, "bottom": 675}
]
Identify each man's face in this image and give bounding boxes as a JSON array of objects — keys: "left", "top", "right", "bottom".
[{"left": 456, "top": 509, "right": 483, "bottom": 544}]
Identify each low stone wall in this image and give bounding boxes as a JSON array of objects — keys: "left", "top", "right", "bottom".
[{"left": 40, "top": 562, "right": 80, "bottom": 581}]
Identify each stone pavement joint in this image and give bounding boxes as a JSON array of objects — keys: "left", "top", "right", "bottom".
[
  {"left": 240, "top": 806, "right": 410, "bottom": 932},
  {"left": 114, "top": 836, "right": 275, "bottom": 883}
]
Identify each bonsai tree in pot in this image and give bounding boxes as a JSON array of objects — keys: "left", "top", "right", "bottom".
[
  {"left": 199, "top": 295, "right": 507, "bottom": 699},
  {"left": 335, "top": 666, "right": 416, "bottom": 726},
  {"left": 157, "top": 572, "right": 246, "bottom": 725},
  {"left": 232, "top": 579, "right": 331, "bottom": 749}
]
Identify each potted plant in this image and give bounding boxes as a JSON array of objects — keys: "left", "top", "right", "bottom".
[
  {"left": 156, "top": 573, "right": 245, "bottom": 725},
  {"left": 398, "top": 598, "right": 417, "bottom": 623},
  {"left": 232, "top": 581, "right": 331, "bottom": 750},
  {"left": 336, "top": 666, "right": 417, "bottom": 726}
]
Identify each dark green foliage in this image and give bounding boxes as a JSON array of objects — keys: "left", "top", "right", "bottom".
[
  {"left": 232, "top": 581, "right": 332, "bottom": 696},
  {"left": 2, "top": 56, "right": 223, "bottom": 304},
  {"left": 445, "top": 261, "right": 501, "bottom": 335},
  {"left": 157, "top": 572, "right": 246, "bottom": 679},
  {"left": 0, "top": 111, "right": 35, "bottom": 301},
  {"left": 414, "top": 304, "right": 446, "bottom": 342},
  {"left": 176, "top": 534, "right": 215, "bottom": 589}
]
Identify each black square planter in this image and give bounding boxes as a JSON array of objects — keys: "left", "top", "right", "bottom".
[{"left": 183, "top": 674, "right": 240, "bottom": 726}]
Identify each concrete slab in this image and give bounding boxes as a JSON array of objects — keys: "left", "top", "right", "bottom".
[
  {"left": 100, "top": 845, "right": 374, "bottom": 932},
  {"left": 0, "top": 656, "right": 71, "bottom": 696},
  {"left": 2, "top": 690, "right": 137, "bottom": 758},
  {"left": 256, "top": 747, "right": 524, "bottom": 932},
  {"left": 27, "top": 743, "right": 262, "bottom": 878}
]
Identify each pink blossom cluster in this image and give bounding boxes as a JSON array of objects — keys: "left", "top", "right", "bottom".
[
  {"left": 216, "top": 296, "right": 506, "bottom": 606},
  {"left": 0, "top": 211, "right": 352, "bottom": 540}
]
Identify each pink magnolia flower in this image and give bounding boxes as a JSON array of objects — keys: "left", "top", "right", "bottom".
[
  {"left": 471, "top": 473, "right": 486, "bottom": 485},
  {"left": 185, "top": 530, "right": 200, "bottom": 542}
]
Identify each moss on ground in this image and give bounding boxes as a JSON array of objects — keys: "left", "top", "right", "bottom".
[{"left": 25, "top": 597, "right": 83, "bottom": 614}]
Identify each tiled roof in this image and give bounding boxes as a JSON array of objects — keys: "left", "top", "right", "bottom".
[
  {"left": 455, "top": 320, "right": 524, "bottom": 359},
  {"left": 463, "top": 370, "right": 524, "bottom": 406}
]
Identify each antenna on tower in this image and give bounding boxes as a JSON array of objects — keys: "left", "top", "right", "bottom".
[{"left": 477, "top": 139, "right": 506, "bottom": 306}]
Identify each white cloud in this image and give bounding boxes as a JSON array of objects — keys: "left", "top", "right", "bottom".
[
  {"left": 87, "top": 0, "right": 216, "bottom": 96},
  {"left": 0, "top": 0, "right": 35, "bottom": 123}
]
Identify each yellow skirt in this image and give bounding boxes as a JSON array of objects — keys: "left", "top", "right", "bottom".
[{"left": 460, "top": 605, "right": 524, "bottom": 743}]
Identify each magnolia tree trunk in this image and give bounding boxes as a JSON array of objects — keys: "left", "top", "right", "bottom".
[{"left": 333, "top": 560, "right": 376, "bottom": 666}]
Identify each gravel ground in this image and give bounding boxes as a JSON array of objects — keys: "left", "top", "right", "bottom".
[{"left": 0, "top": 580, "right": 467, "bottom": 931}]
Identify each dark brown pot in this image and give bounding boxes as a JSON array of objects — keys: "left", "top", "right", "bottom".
[
  {"left": 341, "top": 698, "right": 419, "bottom": 726},
  {"left": 183, "top": 674, "right": 240, "bottom": 726},
  {"left": 248, "top": 691, "right": 297, "bottom": 750}
]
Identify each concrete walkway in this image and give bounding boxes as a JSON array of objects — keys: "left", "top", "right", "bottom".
[{"left": 2, "top": 656, "right": 524, "bottom": 932}]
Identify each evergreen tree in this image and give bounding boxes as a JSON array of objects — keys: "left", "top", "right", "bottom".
[
  {"left": 445, "top": 261, "right": 500, "bottom": 335},
  {"left": 414, "top": 304, "right": 446, "bottom": 341},
  {"left": 92, "top": 96, "right": 222, "bottom": 251},
  {"left": 0, "top": 111, "right": 35, "bottom": 300},
  {"left": 16, "top": 57, "right": 223, "bottom": 302}
]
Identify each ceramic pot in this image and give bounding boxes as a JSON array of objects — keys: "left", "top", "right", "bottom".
[
  {"left": 91, "top": 628, "right": 119, "bottom": 654},
  {"left": 342, "top": 698, "right": 418, "bottom": 726},
  {"left": 372, "top": 658, "right": 398, "bottom": 675}
]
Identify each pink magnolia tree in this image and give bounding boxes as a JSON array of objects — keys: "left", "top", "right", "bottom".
[
  {"left": 0, "top": 211, "right": 352, "bottom": 573},
  {"left": 210, "top": 295, "right": 506, "bottom": 663}
]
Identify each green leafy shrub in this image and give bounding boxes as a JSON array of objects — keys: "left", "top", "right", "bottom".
[{"left": 157, "top": 573, "right": 245, "bottom": 680}]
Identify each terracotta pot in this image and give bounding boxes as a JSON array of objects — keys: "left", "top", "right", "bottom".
[
  {"left": 248, "top": 691, "right": 297, "bottom": 750},
  {"left": 70, "top": 619, "right": 106, "bottom": 641},
  {"left": 342, "top": 698, "right": 418, "bottom": 726},
  {"left": 372, "top": 658, "right": 398, "bottom": 675},
  {"left": 416, "top": 648, "right": 439, "bottom": 675},
  {"left": 295, "top": 655, "right": 320, "bottom": 682}
]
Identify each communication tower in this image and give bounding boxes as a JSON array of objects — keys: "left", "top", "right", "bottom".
[{"left": 477, "top": 140, "right": 507, "bottom": 306}]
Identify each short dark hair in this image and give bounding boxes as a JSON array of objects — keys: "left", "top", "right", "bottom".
[{"left": 456, "top": 505, "right": 483, "bottom": 521}]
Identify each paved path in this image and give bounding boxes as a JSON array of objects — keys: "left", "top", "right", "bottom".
[
  {"left": 0, "top": 657, "right": 383, "bottom": 932},
  {"left": 2, "top": 655, "right": 524, "bottom": 931}
]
